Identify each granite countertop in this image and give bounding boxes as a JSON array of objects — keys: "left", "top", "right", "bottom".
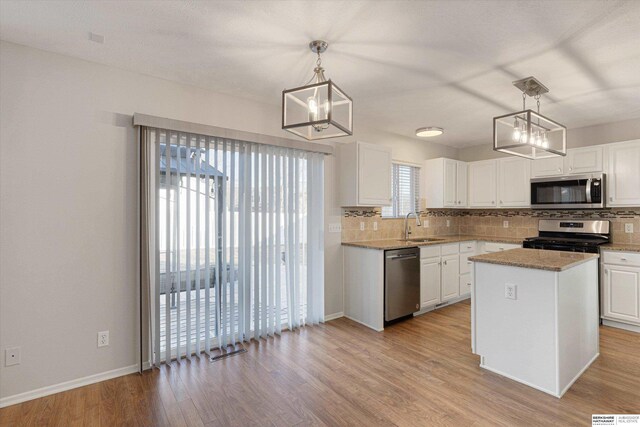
[
  {"left": 468, "top": 248, "right": 599, "bottom": 272},
  {"left": 341, "top": 235, "right": 523, "bottom": 250},
  {"left": 601, "top": 243, "right": 640, "bottom": 253}
]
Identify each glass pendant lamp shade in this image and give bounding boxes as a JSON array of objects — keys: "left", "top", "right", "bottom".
[
  {"left": 493, "top": 109, "right": 566, "bottom": 159},
  {"left": 282, "top": 41, "right": 353, "bottom": 140},
  {"left": 493, "top": 76, "right": 566, "bottom": 159}
]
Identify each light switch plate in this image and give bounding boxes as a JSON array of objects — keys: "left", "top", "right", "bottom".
[
  {"left": 446, "top": 219, "right": 451, "bottom": 227},
  {"left": 373, "top": 222, "right": 378, "bottom": 231},
  {"left": 359, "top": 222, "right": 365, "bottom": 231},
  {"left": 503, "top": 220, "right": 509, "bottom": 228},
  {"left": 423, "top": 220, "right": 429, "bottom": 228},
  {"left": 328, "top": 223, "right": 342, "bottom": 233},
  {"left": 625, "top": 223, "right": 634, "bottom": 233}
]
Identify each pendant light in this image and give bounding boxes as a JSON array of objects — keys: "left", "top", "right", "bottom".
[
  {"left": 282, "top": 40, "right": 353, "bottom": 140},
  {"left": 493, "top": 77, "right": 566, "bottom": 159}
]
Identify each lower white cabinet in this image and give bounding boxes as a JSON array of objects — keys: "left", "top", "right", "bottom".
[
  {"left": 479, "top": 242, "right": 521, "bottom": 253},
  {"left": 420, "top": 257, "right": 441, "bottom": 307},
  {"left": 459, "top": 273, "right": 472, "bottom": 297},
  {"left": 441, "top": 255, "right": 460, "bottom": 301},
  {"left": 602, "top": 250, "right": 640, "bottom": 326}
]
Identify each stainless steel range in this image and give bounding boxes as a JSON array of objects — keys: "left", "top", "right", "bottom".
[{"left": 523, "top": 219, "right": 610, "bottom": 253}]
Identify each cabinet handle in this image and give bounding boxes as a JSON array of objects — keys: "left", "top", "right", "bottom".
[
  {"left": 620, "top": 258, "right": 627, "bottom": 261},
  {"left": 605, "top": 269, "right": 609, "bottom": 275},
  {"left": 444, "top": 260, "right": 448, "bottom": 265},
  {"left": 467, "top": 283, "right": 471, "bottom": 286},
  {"left": 610, "top": 197, "right": 613, "bottom": 202},
  {"left": 557, "top": 167, "right": 561, "bottom": 172},
  {"left": 569, "top": 166, "right": 573, "bottom": 171},
  {"left": 500, "top": 200, "right": 503, "bottom": 204},
  {"left": 467, "top": 261, "right": 472, "bottom": 265},
  {"left": 492, "top": 201, "right": 495, "bottom": 204}
]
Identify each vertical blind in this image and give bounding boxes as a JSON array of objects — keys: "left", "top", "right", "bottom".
[
  {"left": 141, "top": 127, "right": 325, "bottom": 365},
  {"left": 381, "top": 163, "right": 421, "bottom": 218}
]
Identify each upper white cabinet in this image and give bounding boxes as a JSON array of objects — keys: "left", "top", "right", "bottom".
[
  {"left": 607, "top": 140, "right": 640, "bottom": 206},
  {"left": 339, "top": 141, "right": 392, "bottom": 207},
  {"left": 468, "top": 160, "right": 497, "bottom": 208},
  {"left": 423, "top": 158, "right": 467, "bottom": 208},
  {"left": 565, "top": 146, "right": 603, "bottom": 174},
  {"left": 497, "top": 157, "right": 530, "bottom": 207},
  {"left": 531, "top": 146, "right": 603, "bottom": 177},
  {"left": 531, "top": 156, "right": 564, "bottom": 177}
]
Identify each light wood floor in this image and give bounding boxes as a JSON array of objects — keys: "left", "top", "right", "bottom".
[{"left": 1, "top": 300, "right": 639, "bottom": 426}]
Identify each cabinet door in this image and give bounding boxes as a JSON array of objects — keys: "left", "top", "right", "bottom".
[
  {"left": 468, "top": 160, "right": 497, "bottom": 207},
  {"left": 441, "top": 255, "right": 460, "bottom": 301},
  {"left": 420, "top": 257, "right": 441, "bottom": 308},
  {"left": 459, "top": 273, "right": 472, "bottom": 297},
  {"left": 498, "top": 157, "right": 530, "bottom": 207},
  {"left": 603, "top": 264, "right": 640, "bottom": 324},
  {"left": 443, "top": 159, "right": 458, "bottom": 207},
  {"left": 565, "top": 146, "right": 603, "bottom": 174},
  {"left": 531, "top": 156, "right": 564, "bottom": 177},
  {"left": 456, "top": 161, "right": 468, "bottom": 208},
  {"left": 358, "top": 143, "right": 392, "bottom": 206},
  {"left": 608, "top": 141, "right": 640, "bottom": 206}
]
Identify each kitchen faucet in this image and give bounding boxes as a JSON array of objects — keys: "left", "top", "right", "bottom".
[{"left": 404, "top": 211, "right": 422, "bottom": 240}]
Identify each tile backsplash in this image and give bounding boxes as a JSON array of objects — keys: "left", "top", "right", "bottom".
[{"left": 342, "top": 208, "right": 640, "bottom": 245}]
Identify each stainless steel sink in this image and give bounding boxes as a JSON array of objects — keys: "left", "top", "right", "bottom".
[{"left": 404, "top": 238, "right": 445, "bottom": 243}]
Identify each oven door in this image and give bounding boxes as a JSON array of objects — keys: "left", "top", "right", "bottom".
[{"left": 530, "top": 174, "right": 605, "bottom": 209}]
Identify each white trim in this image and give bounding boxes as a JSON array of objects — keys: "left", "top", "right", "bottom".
[
  {"left": 0, "top": 364, "right": 140, "bottom": 408},
  {"left": 343, "top": 314, "right": 384, "bottom": 332},
  {"left": 392, "top": 159, "right": 422, "bottom": 168},
  {"left": 324, "top": 311, "right": 344, "bottom": 321},
  {"left": 414, "top": 295, "right": 471, "bottom": 317},
  {"left": 133, "top": 113, "right": 334, "bottom": 155},
  {"left": 602, "top": 319, "right": 640, "bottom": 333},
  {"left": 558, "top": 353, "right": 600, "bottom": 397}
]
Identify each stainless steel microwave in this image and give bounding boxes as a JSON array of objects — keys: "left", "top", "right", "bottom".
[{"left": 530, "top": 173, "right": 605, "bottom": 209}]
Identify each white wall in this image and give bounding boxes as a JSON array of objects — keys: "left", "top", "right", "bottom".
[{"left": 458, "top": 118, "right": 640, "bottom": 162}]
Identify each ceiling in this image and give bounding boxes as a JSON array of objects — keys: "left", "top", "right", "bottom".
[{"left": 1, "top": 0, "right": 640, "bottom": 148}]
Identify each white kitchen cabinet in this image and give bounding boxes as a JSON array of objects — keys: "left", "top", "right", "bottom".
[
  {"left": 565, "top": 146, "right": 603, "bottom": 174},
  {"left": 459, "top": 273, "right": 472, "bottom": 297},
  {"left": 441, "top": 254, "right": 460, "bottom": 301},
  {"left": 497, "top": 157, "right": 530, "bottom": 207},
  {"left": 479, "top": 242, "right": 521, "bottom": 254},
  {"left": 420, "top": 257, "right": 441, "bottom": 308},
  {"left": 339, "top": 141, "right": 392, "bottom": 207},
  {"left": 423, "top": 158, "right": 467, "bottom": 208},
  {"left": 468, "top": 160, "right": 497, "bottom": 208},
  {"left": 603, "top": 264, "right": 640, "bottom": 325},
  {"left": 607, "top": 140, "right": 640, "bottom": 206},
  {"left": 531, "top": 156, "right": 564, "bottom": 177},
  {"left": 602, "top": 250, "right": 640, "bottom": 327}
]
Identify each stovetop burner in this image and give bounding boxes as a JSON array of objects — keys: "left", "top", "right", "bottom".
[{"left": 523, "top": 219, "right": 610, "bottom": 254}]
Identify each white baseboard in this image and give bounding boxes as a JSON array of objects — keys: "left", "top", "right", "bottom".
[
  {"left": 559, "top": 353, "right": 600, "bottom": 398},
  {"left": 602, "top": 319, "right": 640, "bottom": 333},
  {"left": 0, "top": 364, "right": 140, "bottom": 408},
  {"left": 324, "top": 311, "right": 344, "bottom": 322}
]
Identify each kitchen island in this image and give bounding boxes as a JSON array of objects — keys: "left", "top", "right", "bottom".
[{"left": 469, "top": 248, "right": 600, "bottom": 398}]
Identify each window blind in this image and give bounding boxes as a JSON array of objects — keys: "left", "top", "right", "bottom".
[{"left": 381, "top": 164, "right": 420, "bottom": 218}]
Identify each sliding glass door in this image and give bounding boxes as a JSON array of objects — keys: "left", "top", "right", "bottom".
[{"left": 143, "top": 128, "right": 324, "bottom": 365}]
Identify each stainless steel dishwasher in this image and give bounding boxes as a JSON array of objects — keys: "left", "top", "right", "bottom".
[{"left": 385, "top": 247, "right": 420, "bottom": 323}]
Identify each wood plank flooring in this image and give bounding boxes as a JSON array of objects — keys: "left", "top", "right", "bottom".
[{"left": 1, "top": 300, "right": 639, "bottom": 426}]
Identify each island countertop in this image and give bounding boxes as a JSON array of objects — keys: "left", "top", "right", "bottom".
[{"left": 468, "top": 248, "right": 599, "bottom": 272}]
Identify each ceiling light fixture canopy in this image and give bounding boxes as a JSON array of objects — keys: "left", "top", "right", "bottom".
[
  {"left": 282, "top": 40, "right": 353, "bottom": 140},
  {"left": 416, "top": 127, "right": 444, "bottom": 137},
  {"left": 493, "top": 76, "right": 566, "bottom": 159}
]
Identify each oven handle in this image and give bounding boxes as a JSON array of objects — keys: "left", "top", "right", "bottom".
[{"left": 586, "top": 178, "right": 592, "bottom": 204}]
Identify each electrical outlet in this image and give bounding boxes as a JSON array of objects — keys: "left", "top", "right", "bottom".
[
  {"left": 446, "top": 219, "right": 451, "bottom": 227},
  {"left": 359, "top": 222, "right": 365, "bottom": 231},
  {"left": 503, "top": 220, "right": 509, "bottom": 228},
  {"left": 505, "top": 284, "right": 517, "bottom": 300},
  {"left": 423, "top": 220, "right": 429, "bottom": 228},
  {"left": 98, "top": 331, "right": 109, "bottom": 348},
  {"left": 625, "top": 223, "right": 634, "bottom": 233},
  {"left": 5, "top": 347, "right": 20, "bottom": 367},
  {"left": 328, "top": 223, "right": 342, "bottom": 233},
  {"left": 373, "top": 221, "right": 378, "bottom": 231}
]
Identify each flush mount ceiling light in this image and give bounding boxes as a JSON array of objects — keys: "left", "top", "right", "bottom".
[
  {"left": 416, "top": 127, "right": 444, "bottom": 137},
  {"left": 282, "top": 40, "right": 353, "bottom": 140},
  {"left": 493, "top": 76, "right": 566, "bottom": 160}
]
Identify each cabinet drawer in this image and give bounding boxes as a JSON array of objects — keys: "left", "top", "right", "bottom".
[
  {"left": 481, "top": 242, "right": 520, "bottom": 253},
  {"left": 459, "top": 273, "right": 472, "bottom": 297},
  {"left": 420, "top": 245, "right": 441, "bottom": 259},
  {"left": 460, "top": 253, "right": 473, "bottom": 274},
  {"left": 602, "top": 251, "right": 640, "bottom": 267},
  {"left": 441, "top": 243, "right": 459, "bottom": 256},
  {"left": 459, "top": 241, "right": 476, "bottom": 254}
]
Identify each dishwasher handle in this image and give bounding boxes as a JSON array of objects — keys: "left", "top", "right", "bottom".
[{"left": 386, "top": 254, "right": 418, "bottom": 260}]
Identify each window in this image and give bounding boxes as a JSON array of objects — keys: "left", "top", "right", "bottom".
[{"left": 381, "top": 163, "right": 420, "bottom": 218}]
